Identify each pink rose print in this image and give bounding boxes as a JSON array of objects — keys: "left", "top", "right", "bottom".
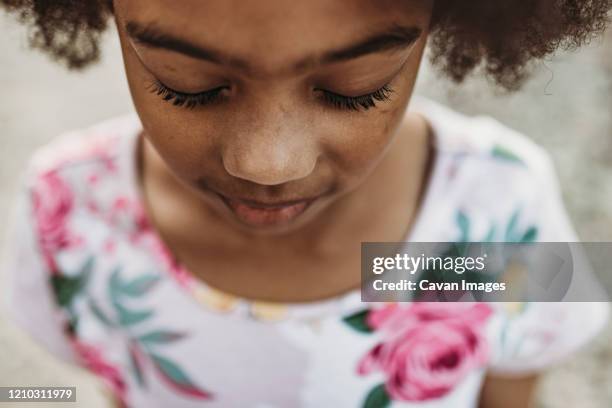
[
  {"left": 348, "top": 303, "right": 493, "bottom": 406},
  {"left": 32, "top": 170, "right": 78, "bottom": 270},
  {"left": 129, "top": 200, "right": 194, "bottom": 288},
  {"left": 101, "top": 196, "right": 194, "bottom": 288},
  {"left": 71, "top": 340, "right": 127, "bottom": 406},
  {"left": 367, "top": 302, "right": 492, "bottom": 333}
]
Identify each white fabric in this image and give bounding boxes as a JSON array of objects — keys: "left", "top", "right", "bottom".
[{"left": 2, "top": 97, "right": 608, "bottom": 407}]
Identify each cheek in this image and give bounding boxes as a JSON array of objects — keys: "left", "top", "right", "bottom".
[
  {"left": 136, "top": 101, "right": 221, "bottom": 182},
  {"left": 320, "top": 45, "right": 424, "bottom": 186},
  {"left": 141, "top": 115, "right": 219, "bottom": 181},
  {"left": 323, "top": 108, "right": 403, "bottom": 183},
  {"left": 320, "top": 79, "right": 416, "bottom": 186},
  {"left": 120, "top": 40, "right": 222, "bottom": 180}
]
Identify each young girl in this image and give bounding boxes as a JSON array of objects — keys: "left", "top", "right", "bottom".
[{"left": 2, "top": 1, "right": 611, "bottom": 407}]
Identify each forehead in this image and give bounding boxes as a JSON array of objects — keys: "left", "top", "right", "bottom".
[{"left": 115, "top": 0, "right": 432, "bottom": 69}]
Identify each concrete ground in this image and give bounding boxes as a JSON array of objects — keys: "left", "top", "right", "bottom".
[{"left": 0, "top": 12, "right": 611, "bottom": 408}]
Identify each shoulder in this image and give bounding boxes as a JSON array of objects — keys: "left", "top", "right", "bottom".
[
  {"left": 412, "top": 97, "right": 572, "bottom": 241},
  {"left": 20, "top": 114, "right": 142, "bottom": 215},
  {"left": 25, "top": 114, "right": 140, "bottom": 183},
  {"left": 17, "top": 114, "right": 144, "bottom": 262},
  {"left": 414, "top": 96, "right": 556, "bottom": 183}
]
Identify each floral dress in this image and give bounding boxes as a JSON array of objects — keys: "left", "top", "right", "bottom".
[{"left": 3, "top": 97, "right": 609, "bottom": 408}]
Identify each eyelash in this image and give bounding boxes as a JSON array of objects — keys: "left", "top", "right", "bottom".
[
  {"left": 149, "top": 79, "right": 227, "bottom": 109},
  {"left": 318, "top": 85, "right": 394, "bottom": 111},
  {"left": 149, "top": 79, "right": 394, "bottom": 111}
]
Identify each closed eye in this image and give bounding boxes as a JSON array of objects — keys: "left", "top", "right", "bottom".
[
  {"left": 316, "top": 84, "right": 394, "bottom": 111},
  {"left": 149, "top": 79, "right": 229, "bottom": 109},
  {"left": 149, "top": 78, "right": 394, "bottom": 112}
]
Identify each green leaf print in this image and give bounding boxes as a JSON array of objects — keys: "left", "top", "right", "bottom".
[
  {"left": 457, "top": 211, "right": 470, "bottom": 242},
  {"left": 483, "top": 225, "right": 497, "bottom": 242},
  {"left": 455, "top": 208, "right": 538, "bottom": 243},
  {"left": 117, "top": 274, "right": 160, "bottom": 297},
  {"left": 92, "top": 267, "right": 213, "bottom": 398},
  {"left": 107, "top": 268, "right": 157, "bottom": 326},
  {"left": 149, "top": 353, "right": 212, "bottom": 399},
  {"left": 114, "top": 301, "right": 154, "bottom": 326},
  {"left": 363, "top": 383, "right": 391, "bottom": 408},
  {"left": 138, "top": 331, "right": 186, "bottom": 344},
  {"left": 491, "top": 144, "right": 524, "bottom": 165},
  {"left": 128, "top": 342, "right": 146, "bottom": 387},
  {"left": 505, "top": 208, "right": 539, "bottom": 242},
  {"left": 51, "top": 256, "right": 94, "bottom": 307},
  {"left": 342, "top": 309, "right": 373, "bottom": 333},
  {"left": 88, "top": 298, "right": 115, "bottom": 327},
  {"left": 414, "top": 242, "right": 484, "bottom": 301},
  {"left": 520, "top": 226, "right": 538, "bottom": 243},
  {"left": 109, "top": 268, "right": 161, "bottom": 298},
  {"left": 109, "top": 267, "right": 124, "bottom": 302},
  {"left": 66, "top": 314, "right": 79, "bottom": 335},
  {"left": 51, "top": 275, "right": 82, "bottom": 307},
  {"left": 505, "top": 209, "right": 519, "bottom": 241}
]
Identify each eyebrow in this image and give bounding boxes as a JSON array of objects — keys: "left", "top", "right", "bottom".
[{"left": 125, "top": 21, "right": 422, "bottom": 74}]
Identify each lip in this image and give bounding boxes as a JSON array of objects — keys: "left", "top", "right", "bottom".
[{"left": 218, "top": 194, "right": 316, "bottom": 227}]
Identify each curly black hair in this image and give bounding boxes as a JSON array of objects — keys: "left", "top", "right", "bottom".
[{"left": 1, "top": 0, "right": 610, "bottom": 90}]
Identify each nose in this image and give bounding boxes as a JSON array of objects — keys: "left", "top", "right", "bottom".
[{"left": 222, "top": 107, "right": 318, "bottom": 186}]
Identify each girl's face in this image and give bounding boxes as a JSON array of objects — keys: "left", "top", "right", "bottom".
[{"left": 114, "top": 0, "right": 434, "bottom": 234}]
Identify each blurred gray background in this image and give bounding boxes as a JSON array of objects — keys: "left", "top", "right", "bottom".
[{"left": 0, "top": 11, "right": 611, "bottom": 408}]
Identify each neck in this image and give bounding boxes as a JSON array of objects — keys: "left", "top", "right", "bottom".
[{"left": 137, "top": 110, "right": 433, "bottom": 301}]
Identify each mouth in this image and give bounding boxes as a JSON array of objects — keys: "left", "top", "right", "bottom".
[{"left": 217, "top": 194, "right": 316, "bottom": 227}]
